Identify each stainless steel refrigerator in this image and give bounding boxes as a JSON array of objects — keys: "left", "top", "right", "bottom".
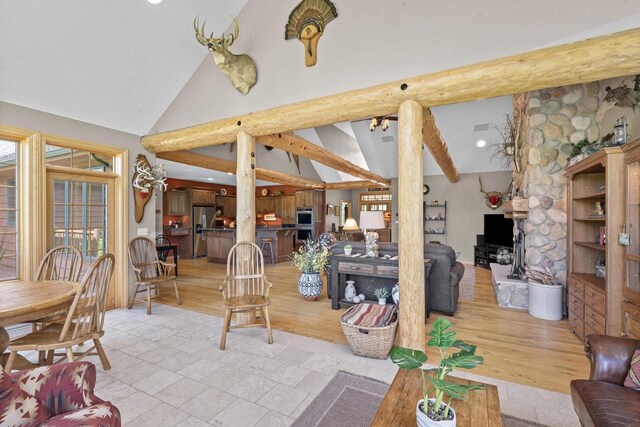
[{"left": 193, "top": 206, "right": 216, "bottom": 258}]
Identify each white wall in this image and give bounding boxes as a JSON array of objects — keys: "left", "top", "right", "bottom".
[
  {"left": 151, "top": 0, "right": 639, "bottom": 134},
  {"left": 353, "top": 171, "right": 512, "bottom": 263},
  {"left": 325, "top": 189, "right": 352, "bottom": 232},
  {"left": 0, "top": 101, "right": 155, "bottom": 284}
]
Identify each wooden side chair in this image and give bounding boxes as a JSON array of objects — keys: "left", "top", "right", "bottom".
[
  {"left": 4, "top": 254, "right": 115, "bottom": 372},
  {"left": 220, "top": 241, "right": 273, "bottom": 350},
  {"left": 155, "top": 234, "right": 172, "bottom": 262},
  {"left": 128, "top": 236, "right": 181, "bottom": 315},
  {"left": 35, "top": 245, "right": 83, "bottom": 282}
]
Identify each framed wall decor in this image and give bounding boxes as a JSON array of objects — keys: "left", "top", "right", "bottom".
[{"left": 327, "top": 204, "right": 335, "bottom": 216}]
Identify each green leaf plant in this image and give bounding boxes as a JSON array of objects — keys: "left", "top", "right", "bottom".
[{"left": 390, "top": 318, "right": 485, "bottom": 420}]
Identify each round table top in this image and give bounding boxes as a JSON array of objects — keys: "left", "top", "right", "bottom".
[{"left": 0, "top": 280, "right": 78, "bottom": 328}]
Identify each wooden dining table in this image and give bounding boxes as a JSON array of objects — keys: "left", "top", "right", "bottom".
[{"left": 0, "top": 280, "right": 78, "bottom": 369}]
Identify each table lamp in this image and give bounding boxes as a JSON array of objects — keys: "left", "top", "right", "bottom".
[
  {"left": 359, "top": 211, "right": 385, "bottom": 258},
  {"left": 342, "top": 217, "right": 359, "bottom": 240}
]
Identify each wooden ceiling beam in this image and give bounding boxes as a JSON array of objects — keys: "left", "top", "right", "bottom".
[
  {"left": 422, "top": 108, "right": 459, "bottom": 183},
  {"left": 257, "top": 133, "right": 390, "bottom": 186},
  {"left": 142, "top": 28, "right": 640, "bottom": 153},
  {"left": 324, "top": 180, "right": 388, "bottom": 190},
  {"left": 157, "top": 150, "right": 325, "bottom": 188}
]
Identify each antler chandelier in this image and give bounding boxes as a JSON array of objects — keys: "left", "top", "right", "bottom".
[{"left": 370, "top": 116, "right": 398, "bottom": 132}]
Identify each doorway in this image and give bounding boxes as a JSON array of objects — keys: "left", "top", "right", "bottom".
[{"left": 46, "top": 170, "right": 116, "bottom": 307}]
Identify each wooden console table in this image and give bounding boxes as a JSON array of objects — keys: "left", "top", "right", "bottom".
[
  {"left": 372, "top": 369, "right": 501, "bottom": 426},
  {"left": 329, "top": 254, "right": 433, "bottom": 315}
]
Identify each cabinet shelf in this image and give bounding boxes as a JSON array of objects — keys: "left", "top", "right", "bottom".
[
  {"left": 574, "top": 217, "right": 606, "bottom": 222},
  {"left": 573, "top": 191, "right": 606, "bottom": 200},
  {"left": 574, "top": 241, "right": 606, "bottom": 251}
]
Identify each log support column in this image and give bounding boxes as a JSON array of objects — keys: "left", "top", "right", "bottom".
[
  {"left": 236, "top": 130, "right": 256, "bottom": 325},
  {"left": 397, "top": 100, "right": 426, "bottom": 351}
]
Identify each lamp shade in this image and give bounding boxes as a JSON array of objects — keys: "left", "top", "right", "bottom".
[
  {"left": 343, "top": 217, "right": 359, "bottom": 231},
  {"left": 359, "top": 211, "right": 385, "bottom": 230}
]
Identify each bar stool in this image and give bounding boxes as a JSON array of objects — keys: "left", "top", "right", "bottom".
[{"left": 260, "top": 238, "right": 275, "bottom": 265}]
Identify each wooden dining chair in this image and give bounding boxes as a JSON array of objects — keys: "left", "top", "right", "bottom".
[
  {"left": 3, "top": 254, "right": 115, "bottom": 372},
  {"left": 155, "top": 234, "right": 172, "bottom": 262},
  {"left": 35, "top": 245, "right": 83, "bottom": 282},
  {"left": 220, "top": 241, "right": 273, "bottom": 350},
  {"left": 128, "top": 236, "right": 181, "bottom": 315}
]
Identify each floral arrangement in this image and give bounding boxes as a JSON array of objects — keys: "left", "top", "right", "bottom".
[{"left": 292, "top": 238, "right": 330, "bottom": 274}]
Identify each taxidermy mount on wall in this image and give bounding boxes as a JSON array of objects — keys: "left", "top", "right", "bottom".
[
  {"left": 479, "top": 176, "right": 512, "bottom": 210},
  {"left": 194, "top": 16, "right": 257, "bottom": 94},
  {"left": 596, "top": 74, "right": 640, "bottom": 122},
  {"left": 132, "top": 154, "right": 167, "bottom": 223},
  {"left": 285, "top": 0, "right": 338, "bottom": 67}
]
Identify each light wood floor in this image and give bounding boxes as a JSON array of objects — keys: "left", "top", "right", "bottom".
[{"left": 157, "top": 258, "right": 589, "bottom": 394}]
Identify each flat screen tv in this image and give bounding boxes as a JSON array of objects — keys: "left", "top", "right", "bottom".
[{"left": 484, "top": 214, "right": 514, "bottom": 248}]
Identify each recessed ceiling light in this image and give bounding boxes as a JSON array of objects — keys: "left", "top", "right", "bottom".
[
  {"left": 147, "top": 0, "right": 163, "bottom": 4},
  {"left": 207, "top": 178, "right": 214, "bottom": 181},
  {"left": 227, "top": 172, "right": 233, "bottom": 175},
  {"left": 476, "top": 139, "right": 486, "bottom": 148}
]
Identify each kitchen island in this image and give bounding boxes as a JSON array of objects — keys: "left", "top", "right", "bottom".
[{"left": 203, "top": 227, "right": 297, "bottom": 264}]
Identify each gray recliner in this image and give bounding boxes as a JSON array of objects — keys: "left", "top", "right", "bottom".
[{"left": 423, "top": 244, "right": 464, "bottom": 315}]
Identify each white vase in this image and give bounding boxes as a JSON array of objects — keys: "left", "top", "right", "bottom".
[
  {"left": 392, "top": 283, "right": 399, "bottom": 304},
  {"left": 378, "top": 297, "right": 386, "bottom": 305},
  {"left": 344, "top": 247, "right": 352, "bottom": 255},
  {"left": 345, "top": 281, "right": 356, "bottom": 302},
  {"left": 416, "top": 399, "right": 456, "bottom": 427},
  {"left": 298, "top": 273, "right": 323, "bottom": 301}
]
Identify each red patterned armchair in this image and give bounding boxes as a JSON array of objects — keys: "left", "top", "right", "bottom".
[{"left": 1, "top": 361, "right": 120, "bottom": 426}]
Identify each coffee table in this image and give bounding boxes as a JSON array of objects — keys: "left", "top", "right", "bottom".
[{"left": 372, "top": 369, "right": 502, "bottom": 426}]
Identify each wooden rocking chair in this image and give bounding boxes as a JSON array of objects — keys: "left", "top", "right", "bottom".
[
  {"left": 4, "top": 254, "right": 115, "bottom": 372},
  {"left": 128, "top": 236, "right": 181, "bottom": 315},
  {"left": 220, "top": 241, "right": 273, "bottom": 350}
]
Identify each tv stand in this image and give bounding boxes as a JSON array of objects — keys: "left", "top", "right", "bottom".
[{"left": 474, "top": 243, "right": 511, "bottom": 269}]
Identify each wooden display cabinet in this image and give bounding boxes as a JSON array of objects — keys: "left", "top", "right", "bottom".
[
  {"left": 165, "top": 190, "right": 188, "bottom": 215},
  {"left": 191, "top": 189, "right": 215, "bottom": 205},
  {"left": 622, "top": 139, "right": 640, "bottom": 338},
  {"left": 566, "top": 147, "right": 625, "bottom": 339}
]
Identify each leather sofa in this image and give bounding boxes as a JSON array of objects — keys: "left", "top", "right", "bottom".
[
  {"left": 1, "top": 361, "right": 121, "bottom": 426},
  {"left": 570, "top": 335, "right": 640, "bottom": 427},
  {"left": 327, "top": 241, "right": 464, "bottom": 315}
]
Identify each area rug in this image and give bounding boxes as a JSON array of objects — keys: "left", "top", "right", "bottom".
[
  {"left": 459, "top": 262, "right": 476, "bottom": 300},
  {"left": 293, "top": 370, "right": 549, "bottom": 427},
  {"left": 292, "top": 371, "right": 389, "bottom": 427}
]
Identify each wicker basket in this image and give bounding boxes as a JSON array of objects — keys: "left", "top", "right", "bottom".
[{"left": 341, "top": 308, "right": 398, "bottom": 359}]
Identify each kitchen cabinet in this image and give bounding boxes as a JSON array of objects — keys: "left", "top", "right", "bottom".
[
  {"left": 165, "top": 190, "right": 188, "bottom": 215},
  {"left": 217, "top": 196, "right": 236, "bottom": 218},
  {"left": 192, "top": 189, "right": 215, "bottom": 205},
  {"left": 256, "top": 197, "right": 276, "bottom": 214},
  {"left": 281, "top": 195, "right": 296, "bottom": 224},
  {"left": 295, "top": 190, "right": 314, "bottom": 208}
]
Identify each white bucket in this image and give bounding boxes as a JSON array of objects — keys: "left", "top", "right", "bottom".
[{"left": 528, "top": 282, "right": 563, "bottom": 320}]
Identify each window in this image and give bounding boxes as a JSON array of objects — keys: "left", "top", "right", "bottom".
[
  {"left": 0, "top": 139, "right": 19, "bottom": 280},
  {"left": 45, "top": 144, "right": 114, "bottom": 172},
  {"left": 359, "top": 191, "right": 392, "bottom": 214}
]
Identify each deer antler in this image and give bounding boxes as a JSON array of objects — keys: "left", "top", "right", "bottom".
[
  {"left": 132, "top": 157, "right": 167, "bottom": 194},
  {"left": 478, "top": 176, "right": 487, "bottom": 194},
  {"left": 193, "top": 16, "right": 212, "bottom": 46},
  {"left": 229, "top": 16, "right": 239, "bottom": 45}
]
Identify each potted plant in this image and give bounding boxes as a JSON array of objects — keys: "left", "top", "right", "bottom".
[
  {"left": 374, "top": 287, "right": 390, "bottom": 305},
  {"left": 390, "top": 318, "right": 485, "bottom": 427},
  {"left": 344, "top": 244, "right": 352, "bottom": 255},
  {"left": 292, "top": 237, "right": 330, "bottom": 301}
]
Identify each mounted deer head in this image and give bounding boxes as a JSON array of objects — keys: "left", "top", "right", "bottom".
[
  {"left": 479, "top": 177, "right": 512, "bottom": 210},
  {"left": 194, "top": 16, "right": 257, "bottom": 95},
  {"left": 132, "top": 154, "right": 167, "bottom": 223}
]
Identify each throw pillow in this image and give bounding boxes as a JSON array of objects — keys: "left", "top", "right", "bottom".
[
  {"left": 0, "top": 370, "right": 50, "bottom": 427},
  {"left": 624, "top": 349, "right": 640, "bottom": 389}
]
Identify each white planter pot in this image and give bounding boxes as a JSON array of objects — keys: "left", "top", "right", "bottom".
[
  {"left": 344, "top": 247, "right": 352, "bottom": 255},
  {"left": 416, "top": 399, "right": 456, "bottom": 427},
  {"left": 378, "top": 297, "right": 386, "bottom": 305},
  {"left": 528, "top": 282, "right": 563, "bottom": 320}
]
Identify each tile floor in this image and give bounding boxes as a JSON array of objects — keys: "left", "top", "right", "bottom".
[{"left": 25, "top": 304, "right": 580, "bottom": 426}]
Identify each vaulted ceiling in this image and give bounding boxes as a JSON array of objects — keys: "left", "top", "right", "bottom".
[{"left": 2, "top": 1, "right": 639, "bottom": 184}]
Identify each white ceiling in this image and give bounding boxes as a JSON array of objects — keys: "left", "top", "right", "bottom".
[
  {"left": 1, "top": 1, "right": 639, "bottom": 184},
  {"left": 0, "top": 0, "right": 248, "bottom": 136}
]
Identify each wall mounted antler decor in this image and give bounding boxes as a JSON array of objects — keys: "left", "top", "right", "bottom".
[
  {"left": 479, "top": 176, "right": 512, "bottom": 210},
  {"left": 285, "top": 0, "right": 338, "bottom": 67},
  {"left": 132, "top": 154, "right": 167, "bottom": 223},
  {"left": 194, "top": 16, "right": 258, "bottom": 94}
]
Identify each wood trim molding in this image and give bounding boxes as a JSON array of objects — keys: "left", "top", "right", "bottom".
[
  {"left": 157, "top": 150, "right": 325, "bottom": 188},
  {"left": 423, "top": 108, "right": 459, "bottom": 183},
  {"left": 257, "top": 133, "right": 390, "bottom": 186},
  {"left": 325, "top": 180, "right": 387, "bottom": 190},
  {"left": 142, "top": 28, "right": 640, "bottom": 153}
]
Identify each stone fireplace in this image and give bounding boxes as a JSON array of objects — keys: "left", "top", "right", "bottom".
[{"left": 516, "top": 83, "right": 600, "bottom": 285}]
